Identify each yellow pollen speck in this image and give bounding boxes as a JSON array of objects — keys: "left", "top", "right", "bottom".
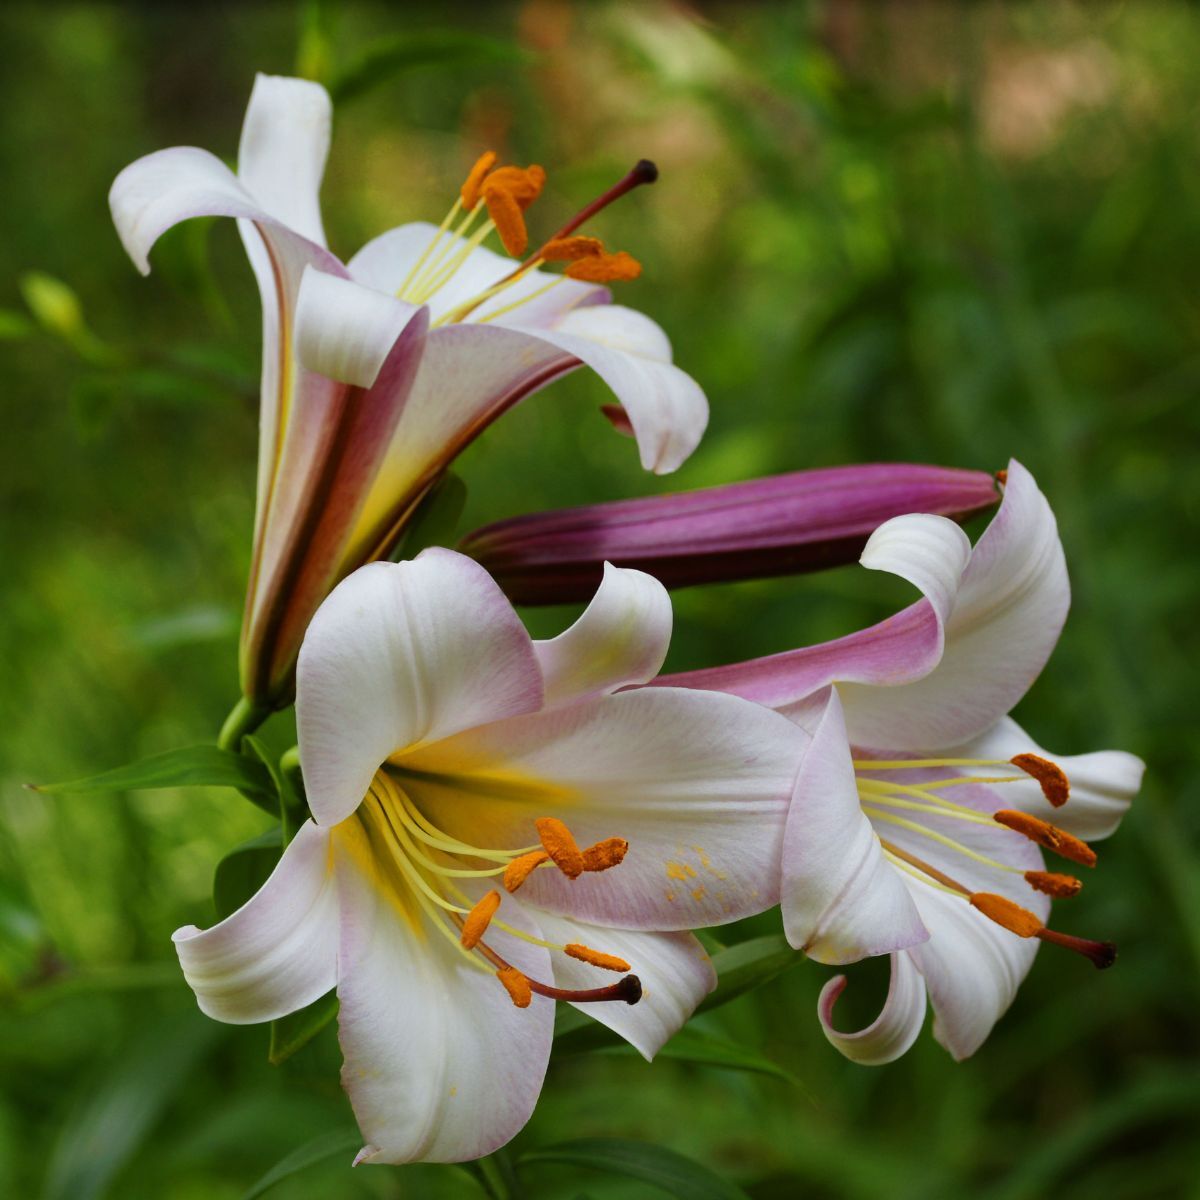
[
  {"left": 693, "top": 845, "right": 726, "bottom": 881},
  {"left": 449, "top": 1085, "right": 458, "bottom": 1097},
  {"left": 666, "top": 860, "right": 697, "bottom": 881},
  {"left": 691, "top": 885, "right": 707, "bottom": 902}
]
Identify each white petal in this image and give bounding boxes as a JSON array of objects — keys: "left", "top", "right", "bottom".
[
  {"left": 395, "top": 686, "right": 808, "bottom": 931},
  {"left": 817, "top": 952, "right": 927, "bottom": 1066},
  {"left": 533, "top": 910, "right": 715, "bottom": 1059},
  {"left": 534, "top": 563, "right": 673, "bottom": 707},
  {"left": 296, "top": 551, "right": 544, "bottom": 827},
  {"left": 949, "top": 716, "right": 1143, "bottom": 841},
  {"left": 840, "top": 460, "right": 1070, "bottom": 749},
  {"left": 905, "top": 876, "right": 1039, "bottom": 1060},
  {"left": 237, "top": 73, "right": 331, "bottom": 247},
  {"left": 552, "top": 304, "right": 673, "bottom": 363},
  {"left": 332, "top": 830, "right": 553, "bottom": 1164},
  {"left": 860, "top": 513, "right": 971, "bottom": 629},
  {"left": 783, "top": 690, "right": 929, "bottom": 964},
  {"left": 172, "top": 822, "right": 338, "bottom": 1024},
  {"left": 294, "top": 268, "right": 423, "bottom": 388}
]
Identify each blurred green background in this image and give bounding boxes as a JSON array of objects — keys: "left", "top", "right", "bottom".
[{"left": 3, "top": 2, "right": 1198, "bottom": 1197}]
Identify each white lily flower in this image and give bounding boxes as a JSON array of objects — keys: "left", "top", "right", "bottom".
[
  {"left": 109, "top": 74, "right": 708, "bottom": 705},
  {"left": 662, "top": 460, "right": 1144, "bottom": 1062},
  {"left": 173, "top": 551, "right": 806, "bottom": 1163}
]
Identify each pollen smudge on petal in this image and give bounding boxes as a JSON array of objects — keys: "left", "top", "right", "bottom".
[
  {"left": 542, "top": 235, "right": 605, "bottom": 261},
  {"left": 1011, "top": 753, "right": 1070, "bottom": 806},
  {"left": 994, "top": 809, "right": 1098, "bottom": 868},
  {"left": 483, "top": 184, "right": 529, "bottom": 256},
  {"left": 566, "top": 250, "right": 642, "bottom": 283},
  {"left": 1026, "top": 870, "right": 1083, "bottom": 898},
  {"left": 969, "top": 892, "right": 1043, "bottom": 938},
  {"left": 497, "top": 966, "right": 532, "bottom": 1008},
  {"left": 460, "top": 150, "right": 498, "bottom": 208},
  {"left": 535, "top": 817, "right": 584, "bottom": 879},
  {"left": 581, "top": 837, "right": 628, "bottom": 873},
  {"left": 565, "top": 943, "right": 631, "bottom": 973},
  {"left": 503, "top": 849, "right": 549, "bottom": 893},
  {"left": 460, "top": 890, "right": 501, "bottom": 949}
]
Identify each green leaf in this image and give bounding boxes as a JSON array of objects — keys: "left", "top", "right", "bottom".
[
  {"left": 329, "top": 32, "right": 530, "bottom": 104},
  {"left": 578, "top": 1026, "right": 798, "bottom": 1086},
  {"left": 694, "top": 934, "right": 801, "bottom": 1015},
  {"left": 240, "top": 1128, "right": 362, "bottom": 1200},
  {"left": 32, "top": 745, "right": 276, "bottom": 808},
  {"left": 395, "top": 471, "right": 469, "bottom": 559},
  {"left": 213, "top": 827, "right": 283, "bottom": 920},
  {"left": 0, "top": 308, "right": 35, "bottom": 339},
  {"left": 268, "top": 991, "right": 338, "bottom": 1065},
  {"left": 243, "top": 735, "right": 307, "bottom": 841},
  {"left": 520, "top": 1138, "right": 750, "bottom": 1200}
]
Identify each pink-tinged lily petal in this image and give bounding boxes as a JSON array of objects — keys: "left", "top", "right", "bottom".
[
  {"left": 948, "top": 716, "right": 1143, "bottom": 841},
  {"left": 394, "top": 686, "right": 808, "bottom": 932},
  {"left": 509, "top": 305, "right": 707, "bottom": 474},
  {"left": 530, "top": 909, "right": 715, "bottom": 1059},
  {"left": 533, "top": 563, "right": 672, "bottom": 708},
  {"left": 332, "top": 826, "right": 553, "bottom": 1165},
  {"left": 839, "top": 459, "right": 1069, "bottom": 749},
  {"left": 294, "top": 267, "right": 423, "bottom": 388},
  {"left": 172, "top": 821, "right": 338, "bottom": 1024},
  {"left": 236, "top": 73, "right": 330, "bottom": 247},
  {"left": 459, "top": 464, "right": 1000, "bottom": 605},
  {"left": 904, "top": 876, "right": 1041, "bottom": 1061},
  {"left": 297, "top": 551, "right": 544, "bottom": 828},
  {"left": 817, "top": 952, "right": 927, "bottom": 1066},
  {"left": 783, "top": 690, "right": 929, "bottom": 963},
  {"left": 246, "top": 308, "right": 431, "bottom": 702}
]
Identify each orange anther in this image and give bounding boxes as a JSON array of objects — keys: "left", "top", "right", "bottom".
[
  {"left": 996, "top": 468, "right": 1009, "bottom": 486},
  {"left": 565, "top": 250, "right": 642, "bottom": 283},
  {"left": 460, "top": 150, "right": 498, "bottom": 208},
  {"left": 542, "top": 236, "right": 605, "bottom": 262},
  {"left": 969, "top": 892, "right": 1043, "bottom": 938},
  {"left": 503, "top": 849, "right": 549, "bottom": 893},
  {"left": 582, "top": 837, "right": 628, "bottom": 873},
  {"left": 994, "top": 810, "right": 1097, "bottom": 868},
  {"left": 1025, "top": 870, "right": 1083, "bottom": 898},
  {"left": 482, "top": 164, "right": 545, "bottom": 209},
  {"left": 497, "top": 966, "right": 532, "bottom": 1008},
  {"left": 1011, "top": 753, "right": 1070, "bottom": 807},
  {"left": 535, "top": 817, "right": 584, "bottom": 879},
  {"left": 484, "top": 184, "right": 529, "bottom": 257},
  {"left": 565, "top": 944, "right": 631, "bottom": 973},
  {"left": 460, "top": 890, "right": 501, "bottom": 949}
]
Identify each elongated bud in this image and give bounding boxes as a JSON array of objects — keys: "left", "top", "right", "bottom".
[{"left": 460, "top": 463, "right": 1000, "bottom": 605}]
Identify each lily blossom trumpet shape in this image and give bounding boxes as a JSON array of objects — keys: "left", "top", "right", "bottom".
[
  {"left": 172, "top": 551, "right": 806, "bottom": 1163},
  {"left": 661, "top": 460, "right": 1144, "bottom": 1063},
  {"left": 110, "top": 74, "right": 707, "bottom": 706},
  {"left": 459, "top": 463, "right": 1000, "bottom": 604}
]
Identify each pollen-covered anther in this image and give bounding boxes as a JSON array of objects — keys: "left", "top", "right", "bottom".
[
  {"left": 483, "top": 184, "right": 529, "bottom": 257},
  {"left": 565, "top": 943, "right": 632, "bottom": 973},
  {"left": 969, "top": 892, "right": 1043, "bottom": 938},
  {"left": 1026, "top": 870, "right": 1083, "bottom": 898},
  {"left": 535, "top": 817, "right": 585, "bottom": 879},
  {"left": 1011, "top": 753, "right": 1070, "bottom": 806},
  {"left": 460, "top": 150, "right": 498, "bottom": 208},
  {"left": 497, "top": 966, "right": 532, "bottom": 1008},
  {"left": 566, "top": 250, "right": 642, "bottom": 283},
  {"left": 460, "top": 890, "right": 501, "bottom": 949},
  {"left": 482, "top": 164, "right": 545, "bottom": 209},
  {"left": 542, "top": 235, "right": 605, "bottom": 262},
  {"left": 502, "top": 849, "right": 549, "bottom": 893},
  {"left": 581, "top": 836, "right": 628, "bottom": 873},
  {"left": 993, "top": 809, "right": 1097, "bottom": 868}
]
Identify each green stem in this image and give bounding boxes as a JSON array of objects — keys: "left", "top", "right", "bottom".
[
  {"left": 217, "top": 696, "right": 271, "bottom": 752},
  {"left": 470, "top": 1150, "right": 521, "bottom": 1199}
]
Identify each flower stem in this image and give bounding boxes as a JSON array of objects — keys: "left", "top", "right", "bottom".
[
  {"left": 216, "top": 696, "right": 271, "bottom": 752},
  {"left": 469, "top": 1150, "right": 521, "bottom": 1199}
]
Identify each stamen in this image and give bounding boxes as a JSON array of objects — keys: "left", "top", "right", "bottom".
[
  {"left": 879, "top": 838, "right": 969, "bottom": 895},
  {"left": 996, "top": 468, "right": 1009, "bottom": 486},
  {"left": 1010, "top": 753, "right": 1070, "bottom": 806},
  {"left": 460, "top": 890, "right": 502, "bottom": 949},
  {"left": 582, "top": 837, "right": 628, "bottom": 873},
  {"left": 1036, "top": 928, "right": 1117, "bottom": 970},
  {"left": 1025, "top": 870, "right": 1083, "bottom": 898},
  {"left": 460, "top": 151, "right": 498, "bottom": 208},
  {"left": 483, "top": 185, "right": 528, "bottom": 256},
  {"left": 475, "top": 935, "right": 643, "bottom": 1006},
  {"left": 497, "top": 966, "right": 532, "bottom": 1008},
  {"left": 865, "top": 805, "right": 1017, "bottom": 873},
  {"left": 503, "top": 849, "right": 550, "bottom": 892},
  {"left": 969, "top": 892, "right": 1043, "bottom": 937},
  {"left": 566, "top": 251, "right": 642, "bottom": 283},
  {"left": 481, "top": 164, "right": 546, "bottom": 208},
  {"left": 565, "top": 944, "right": 632, "bottom": 973},
  {"left": 535, "top": 817, "right": 585, "bottom": 879},
  {"left": 994, "top": 810, "right": 1097, "bottom": 867},
  {"left": 542, "top": 235, "right": 604, "bottom": 261}
]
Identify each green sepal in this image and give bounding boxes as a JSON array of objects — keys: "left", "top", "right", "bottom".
[{"left": 212, "top": 827, "right": 284, "bottom": 920}]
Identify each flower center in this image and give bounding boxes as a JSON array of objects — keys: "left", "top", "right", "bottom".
[
  {"left": 394, "top": 152, "right": 657, "bottom": 327},
  {"left": 851, "top": 753, "right": 1116, "bottom": 969},
  {"left": 350, "top": 767, "right": 642, "bottom": 1009}
]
